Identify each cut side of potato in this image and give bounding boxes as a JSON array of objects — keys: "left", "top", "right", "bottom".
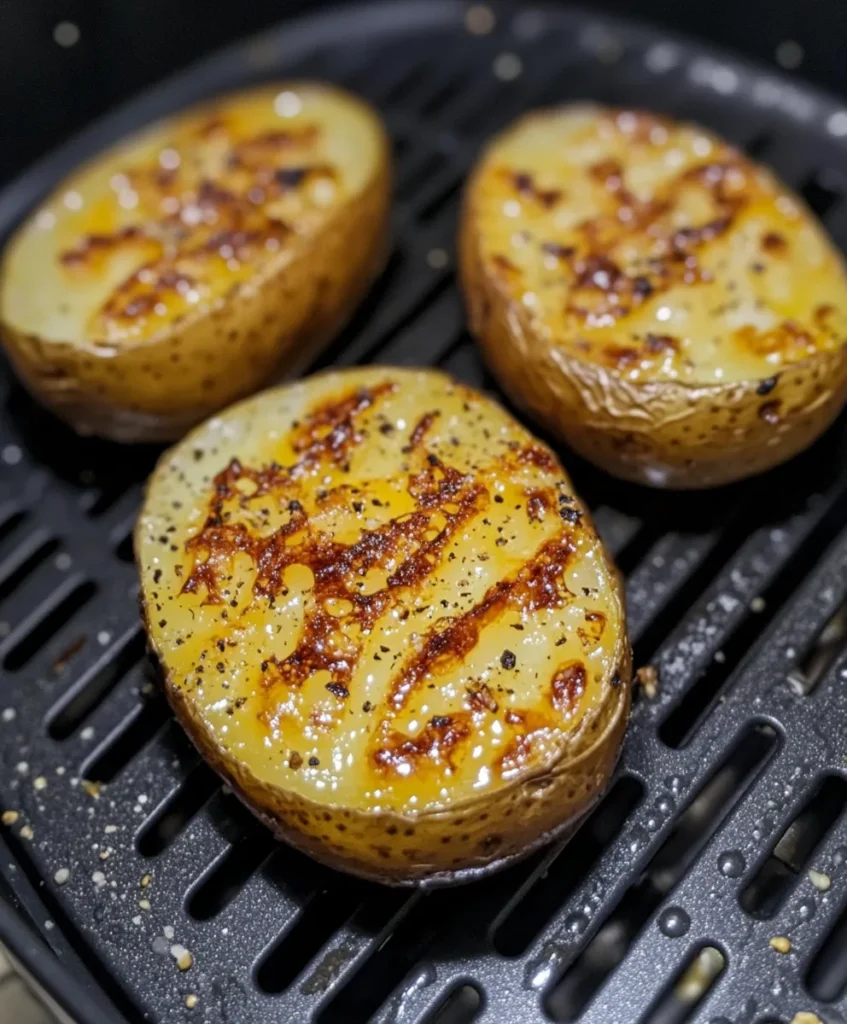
[
  {"left": 137, "top": 367, "right": 631, "bottom": 885},
  {"left": 461, "top": 104, "right": 847, "bottom": 487},
  {"left": 0, "top": 83, "right": 391, "bottom": 442}
]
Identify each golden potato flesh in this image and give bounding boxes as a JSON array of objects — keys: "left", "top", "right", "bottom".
[
  {"left": 137, "top": 368, "right": 630, "bottom": 884},
  {"left": 461, "top": 104, "right": 847, "bottom": 487},
  {"left": 0, "top": 83, "right": 390, "bottom": 441}
]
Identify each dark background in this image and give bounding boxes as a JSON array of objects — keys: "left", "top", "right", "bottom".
[{"left": 1, "top": 0, "right": 847, "bottom": 185}]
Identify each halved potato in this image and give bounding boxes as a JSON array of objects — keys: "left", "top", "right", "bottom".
[
  {"left": 136, "top": 367, "right": 631, "bottom": 885},
  {"left": 0, "top": 83, "right": 390, "bottom": 442},
  {"left": 461, "top": 104, "right": 847, "bottom": 488}
]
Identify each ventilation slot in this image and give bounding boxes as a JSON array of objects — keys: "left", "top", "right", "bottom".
[
  {"left": 316, "top": 894, "right": 443, "bottom": 1023},
  {"left": 659, "top": 502, "right": 847, "bottom": 748},
  {"left": 187, "top": 824, "right": 276, "bottom": 919},
  {"left": 632, "top": 492, "right": 759, "bottom": 661},
  {"left": 256, "top": 888, "right": 360, "bottom": 994},
  {"left": 806, "top": 891, "right": 847, "bottom": 1001},
  {"left": 83, "top": 485, "right": 131, "bottom": 519},
  {"left": 419, "top": 73, "right": 468, "bottom": 118},
  {"left": 740, "top": 775, "right": 847, "bottom": 919},
  {"left": 115, "top": 530, "right": 134, "bottom": 564},
  {"left": 492, "top": 775, "right": 644, "bottom": 957},
  {"left": 615, "top": 524, "right": 664, "bottom": 578},
  {"left": 80, "top": 696, "right": 168, "bottom": 784},
  {"left": 48, "top": 629, "right": 146, "bottom": 739},
  {"left": 397, "top": 151, "right": 449, "bottom": 201},
  {"left": 3, "top": 581, "right": 97, "bottom": 671},
  {"left": 418, "top": 176, "right": 463, "bottom": 222},
  {"left": 544, "top": 723, "right": 779, "bottom": 1021},
  {"left": 136, "top": 763, "right": 219, "bottom": 857},
  {"left": 745, "top": 132, "right": 772, "bottom": 158},
  {"left": 0, "top": 509, "right": 26, "bottom": 547},
  {"left": 424, "top": 983, "right": 483, "bottom": 1024},
  {"left": 0, "top": 537, "right": 60, "bottom": 606},
  {"left": 801, "top": 170, "right": 842, "bottom": 218},
  {"left": 787, "top": 600, "right": 847, "bottom": 695},
  {"left": 639, "top": 945, "right": 726, "bottom": 1024}
]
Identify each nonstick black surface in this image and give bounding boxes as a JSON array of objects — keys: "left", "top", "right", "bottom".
[{"left": 2, "top": 3, "right": 847, "bottom": 1022}]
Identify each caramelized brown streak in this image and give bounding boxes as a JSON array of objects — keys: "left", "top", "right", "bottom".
[
  {"left": 373, "top": 713, "right": 473, "bottom": 777},
  {"left": 550, "top": 662, "right": 586, "bottom": 716},
  {"left": 385, "top": 535, "right": 575, "bottom": 714}
]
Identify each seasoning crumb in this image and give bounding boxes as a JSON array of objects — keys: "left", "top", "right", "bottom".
[
  {"left": 808, "top": 869, "right": 831, "bottom": 892},
  {"left": 790, "top": 1014, "right": 823, "bottom": 1024},
  {"left": 465, "top": 3, "right": 495, "bottom": 35},
  {"left": 171, "top": 944, "right": 193, "bottom": 971},
  {"left": 500, "top": 649, "right": 517, "bottom": 670},
  {"left": 19, "top": 825, "right": 33, "bottom": 840},
  {"left": 54, "top": 868, "right": 70, "bottom": 885},
  {"left": 2, "top": 811, "right": 19, "bottom": 826},
  {"left": 33, "top": 776, "right": 47, "bottom": 791},
  {"left": 104, "top": 824, "right": 117, "bottom": 834},
  {"left": 750, "top": 596, "right": 766, "bottom": 613},
  {"left": 81, "top": 779, "right": 101, "bottom": 798},
  {"left": 493, "top": 52, "right": 522, "bottom": 80},
  {"left": 139, "top": 898, "right": 151, "bottom": 911},
  {"left": 185, "top": 994, "right": 198, "bottom": 1009},
  {"left": 140, "top": 873, "right": 152, "bottom": 888},
  {"left": 426, "top": 247, "right": 449, "bottom": 269},
  {"left": 636, "top": 665, "right": 659, "bottom": 698},
  {"left": 769, "top": 935, "right": 791, "bottom": 954}
]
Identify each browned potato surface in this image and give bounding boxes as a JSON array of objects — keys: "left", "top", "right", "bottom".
[
  {"left": 137, "top": 367, "right": 631, "bottom": 884},
  {"left": 0, "top": 83, "right": 391, "bottom": 442},
  {"left": 461, "top": 104, "right": 847, "bottom": 487}
]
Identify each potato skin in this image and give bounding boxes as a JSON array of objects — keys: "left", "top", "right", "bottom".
[
  {"left": 460, "top": 105, "right": 847, "bottom": 489},
  {"left": 136, "top": 367, "right": 631, "bottom": 885},
  {"left": 161, "top": 635, "right": 630, "bottom": 886},
  {"left": 461, "top": 221, "right": 847, "bottom": 489},
  {"left": 0, "top": 84, "right": 392, "bottom": 443}
]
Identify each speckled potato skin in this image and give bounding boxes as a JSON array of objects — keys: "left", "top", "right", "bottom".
[
  {"left": 0, "top": 84, "right": 391, "bottom": 443},
  {"left": 460, "top": 105, "right": 847, "bottom": 488},
  {"left": 137, "top": 368, "right": 631, "bottom": 885},
  {"left": 163, "top": 652, "right": 630, "bottom": 886}
]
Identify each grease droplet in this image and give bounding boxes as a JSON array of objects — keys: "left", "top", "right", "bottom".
[
  {"left": 658, "top": 906, "right": 690, "bottom": 937},
  {"left": 564, "top": 911, "right": 589, "bottom": 935},
  {"left": 718, "top": 850, "right": 746, "bottom": 877}
]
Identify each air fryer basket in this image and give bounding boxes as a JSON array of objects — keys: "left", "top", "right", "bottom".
[{"left": 2, "top": 2, "right": 847, "bottom": 1022}]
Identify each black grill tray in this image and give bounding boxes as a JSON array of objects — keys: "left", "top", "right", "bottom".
[{"left": 2, "top": 2, "right": 847, "bottom": 1022}]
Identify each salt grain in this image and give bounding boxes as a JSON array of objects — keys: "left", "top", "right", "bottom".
[
  {"left": 1, "top": 708, "right": 16, "bottom": 723},
  {"left": 54, "top": 868, "right": 70, "bottom": 885}
]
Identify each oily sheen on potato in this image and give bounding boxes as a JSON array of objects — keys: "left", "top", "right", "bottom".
[
  {"left": 461, "top": 104, "right": 847, "bottom": 487},
  {"left": 0, "top": 83, "right": 390, "bottom": 442},
  {"left": 137, "top": 368, "right": 631, "bottom": 884}
]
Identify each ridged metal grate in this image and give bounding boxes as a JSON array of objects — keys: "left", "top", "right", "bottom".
[{"left": 3, "top": 2, "right": 847, "bottom": 1022}]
